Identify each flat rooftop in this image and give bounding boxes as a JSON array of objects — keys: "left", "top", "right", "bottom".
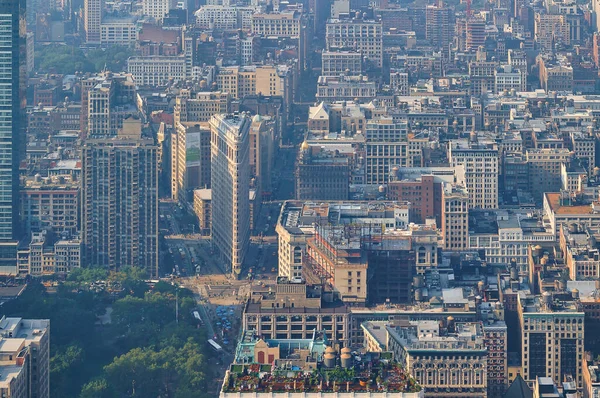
[{"left": 545, "top": 193, "right": 595, "bottom": 215}]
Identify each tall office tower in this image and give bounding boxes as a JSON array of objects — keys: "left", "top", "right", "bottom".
[
  {"left": 210, "top": 113, "right": 250, "bottom": 278},
  {"left": 84, "top": 0, "right": 103, "bottom": 44},
  {"left": 449, "top": 143, "right": 499, "bottom": 209},
  {"left": 81, "top": 118, "right": 158, "bottom": 277},
  {"left": 0, "top": 0, "right": 25, "bottom": 269},
  {"left": 425, "top": 1, "right": 452, "bottom": 60}
]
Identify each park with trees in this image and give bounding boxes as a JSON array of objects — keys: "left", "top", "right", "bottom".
[{"left": 1, "top": 268, "right": 211, "bottom": 398}]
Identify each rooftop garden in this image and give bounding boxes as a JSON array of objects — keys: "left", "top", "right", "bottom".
[{"left": 222, "top": 358, "right": 421, "bottom": 394}]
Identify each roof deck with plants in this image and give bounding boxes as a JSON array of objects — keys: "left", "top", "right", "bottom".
[{"left": 221, "top": 353, "right": 422, "bottom": 395}]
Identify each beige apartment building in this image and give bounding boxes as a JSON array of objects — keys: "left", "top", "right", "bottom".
[
  {"left": 171, "top": 122, "right": 211, "bottom": 202},
  {"left": 174, "top": 90, "right": 230, "bottom": 124},
  {"left": 20, "top": 175, "right": 79, "bottom": 236},
  {"left": 81, "top": 118, "right": 158, "bottom": 277}
]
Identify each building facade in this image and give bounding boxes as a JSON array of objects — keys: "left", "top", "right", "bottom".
[
  {"left": 81, "top": 119, "right": 158, "bottom": 277},
  {"left": 210, "top": 113, "right": 250, "bottom": 277}
]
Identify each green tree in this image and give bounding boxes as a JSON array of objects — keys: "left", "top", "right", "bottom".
[
  {"left": 87, "top": 46, "right": 134, "bottom": 72},
  {"left": 35, "top": 45, "right": 94, "bottom": 74},
  {"left": 51, "top": 344, "right": 85, "bottom": 397},
  {"left": 79, "top": 378, "right": 116, "bottom": 398}
]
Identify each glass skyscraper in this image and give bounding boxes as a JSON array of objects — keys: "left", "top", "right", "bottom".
[{"left": 0, "top": 0, "right": 25, "bottom": 269}]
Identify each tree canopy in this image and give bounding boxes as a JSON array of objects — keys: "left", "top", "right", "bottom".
[
  {"left": 2, "top": 269, "right": 209, "bottom": 398},
  {"left": 34, "top": 45, "right": 134, "bottom": 75}
]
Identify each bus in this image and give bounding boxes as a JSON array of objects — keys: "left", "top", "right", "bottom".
[{"left": 208, "top": 339, "right": 222, "bottom": 352}]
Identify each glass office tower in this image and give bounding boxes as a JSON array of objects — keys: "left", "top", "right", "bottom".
[{"left": 0, "top": 0, "right": 25, "bottom": 272}]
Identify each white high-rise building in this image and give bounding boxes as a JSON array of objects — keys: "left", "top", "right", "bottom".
[
  {"left": 449, "top": 143, "right": 499, "bottom": 209},
  {"left": 210, "top": 113, "right": 250, "bottom": 277}
]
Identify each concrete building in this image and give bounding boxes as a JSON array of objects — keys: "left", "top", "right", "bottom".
[
  {"left": 315, "top": 75, "right": 377, "bottom": 103},
  {"left": 249, "top": 114, "right": 275, "bottom": 198},
  {"left": 326, "top": 19, "right": 383, "bottom": 68},
  {"left": 0, "top": 316, "right": 50, "bottom": 398},
  {"left": 442, "top": 184, "right": 469, "bottom": 251},
  {"left": 251, "top": 11, "right": 301, "bottom": 37},
  {"left": 171, "top": 122, "right": 211, "bottom": 203},
  {"left": 17, "top": 230, "right": 81, "bottom": 276},
  {"left": 465, "top": 17, "right": 486, "bottom": 52},
  {"left": 100, "top": 16, "right": 138, "bottom": 46},
  {"left": 81, "top": 118, "right": 158, "bottom": 277},
  {"left": 570, "top": 130, "right": 595, "bottom": 172},
  {"left": 560, "top": 225, "right": 600, "bottom": 281},
  {"left": 495, "top": 65, "right": 523, "bottom": 94},
  {"left": 449, "top": 144, "right": 499, "bottom": 209},
  {"left": 243, "top": 279, "right": 350, "bottom": 343},
  {"left": 276, "top": 201, "right": 418, "bottom": 287},
  {"left": 527, "top": 149, "right": 573, "bottom": 204},
  {"left": 296, "top": 142, "right": 350, "bottom": 201},
  {"left": 518, "top": 293, "right": 585, "bottom": 388},
  {"left": 193, "top": 189, "right": 212, "bottom": 235},
  {"left": 480, "top": 302, "right": 508, "bottom": 397},
  {"left": 390, "top": 70, "right": 410, "bottom": 96},
  {"left": 210, "top": 113, "right": 250, "bottom": 277},
  {"left": 382, "top": 320, "right": 488, "bottom": 397},
  {"left": 535, "top": 13, "right": 570, "bottom": 50},
  {"left": 425, "top": 3, "right": 452, "bottom": 58},
  {"left": 142, "top": 0, "right": 176, "bottom": 21},
  {"left": 538, "top": 56, "right": 573, "bottom": 93},
  {"left": 194, "top": 5, "right": 259, "bottom": 31},
  {"left": 82, "top": 72, "right": 138, "bottom": 137},
  {"left": 84, "top": 0, "right": 103, "bottom": 43},
  {"left": 387, "top": 175, "right": 444, "bottom": 225},
  {"left": 20, "top": 175, "right": 79, "bottom": 237},
  {"left": 304, "top": 206, "right": 418, "bottom": 305},
  {"left": 174, "top": 91, "right": 230, "bottom": 125},
  {"left": 321, "top": 51, "right": 362, "bottom": 77},
  {"left": 469, "top": 61, "right": 497, "bottom": 97},
  {"left": 468, "top": 210, "right": 554, "bottom": 272},
  {"left": 216, "top": 65, "right": 292, "bottom": 104},
  {"left": 583, "top": 355, "right": 600, "bottom": 398},
  {"left": 365, "top": 118, "right": 413, "bottom": 185},
  {"left": 508, "top": 49, "right": 528, "bottom": 92},
  {"left": 127, "top": 56, "right": 187, "bottom": 87},
  {"left": 543, "top": 193, "right": 600, "bottom": 235}
]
